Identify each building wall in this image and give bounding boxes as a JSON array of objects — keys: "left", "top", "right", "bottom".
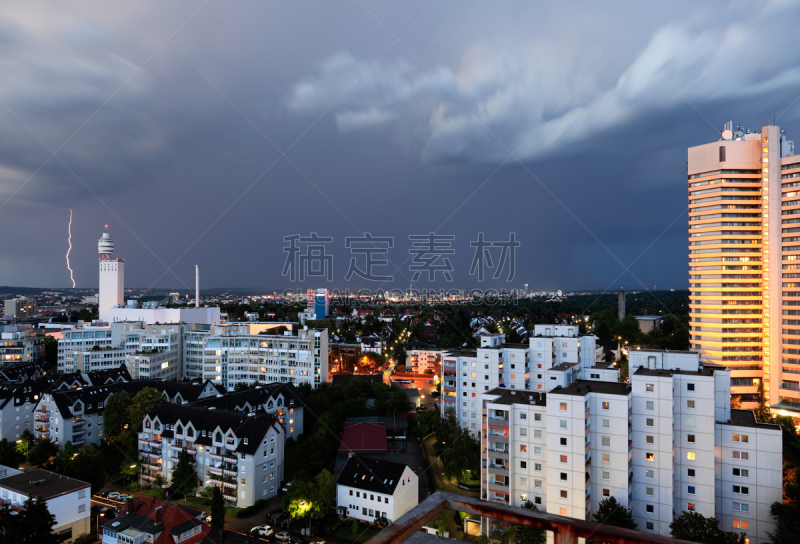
[
  {"left": 99, "top": 260, "right": 124, "bottom": 323},
  {"left": 337, "top": 466, "right": 417, "bottom": 524}
]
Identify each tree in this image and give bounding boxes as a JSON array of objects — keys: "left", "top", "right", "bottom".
[
  {"left": 120, "top": 462, "right": 140, "bottom": 485},
  {"left": 104, "top": 388, "right": 162, "bottom": 453},
  {"left": 16, "top": 429, "right": 34, "bottom": 463},
  {"left": 169, "top": 449, "right": 199, "bottom": 498},
  {"left": 586, "top": 497, "right": 635, "bottom": 544},
  {"left": 0, "top": 438, "right": 22, "bottom": 467},
  {"left": 0, "top": 496, "right": 65, "bottom": 544},
  {"left": 27, "top": 438, "right": 59, "bottom": 466},
  {"left": 514, "top": 501, "right": 545, "bottom": 544},
  {"left": 415, "top": 408, "right": 439, "bottom": 437},
  {"left": 63, "top": 445, "right": 107, "bottom": 494},
  {"left": 211, "top": 485, "right": 226, "bottom": 529},
  {"left": 670, "top": 511, "right": 745, "bottom": 544}
]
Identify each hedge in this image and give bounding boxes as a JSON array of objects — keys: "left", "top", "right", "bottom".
[{"left": 236, "top": 499, "right": 267, "bottom": 518}]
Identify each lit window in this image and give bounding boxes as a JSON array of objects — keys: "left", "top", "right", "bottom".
[
  {"left": 732, "top": 520, "right": 749, "bottom": 529},
  {"left": 688, "top": 503, "right": 695, "bottom": 511},
  {"left": 646, "top": 384, "right": 654, "bottom": 392},
  {"left": 560, "top": 455, "right": 567, "bottom": 463},
  {"left": 601, "top": 401, "right": 609, "bottom": 410},
  {"left": 602, "top": 454, "right": 610, "bottom": 463},
  {"left": 560, "top": 507, "right": 567, "bottom": 516},
  {"left": 520, "top": 445, "right": 527, "bottom": 453},
  {"left": 559, "top": 403, "right": 567, "bottom": 411},
  {"left": 646, "top": 453, "right": 654, "bottom": 462},
  {"left": 687, "top": 452, "right": 696, "bottom": 461}
]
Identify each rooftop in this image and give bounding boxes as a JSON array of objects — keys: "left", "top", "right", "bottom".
[
  {"left": 634, "top": 367, "right": 716, "bottom": 377},
  {"left": 551, "top": 380, "right": 630, "bottom": 397},
  {"left": 339, "top": 423, "right": 388, "bottom": 453},
  {"left": 718, "top": 409, "right": 782, "bottom": 431},
  {"left": 337, "top": 456, "right": 412, "bottom": 495},
  {"left": 0, "top": 469, "right": 88, "bottom": 500},
  {"left": 484, "top": 387, "right": 546, "bottom": 407},
  {"left": 549, "top": 362, "right": 578, "bottom": 372}
]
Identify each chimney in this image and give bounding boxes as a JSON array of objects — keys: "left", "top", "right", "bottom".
[
  {"left": 155, "top": 505, "right": 164, "bottom": 523},
  {"left": 195, "top": 265, "right": 200, "bottom": 308},
  {"left": 125, "top": 498, "right": 134, "bottom": 514}
]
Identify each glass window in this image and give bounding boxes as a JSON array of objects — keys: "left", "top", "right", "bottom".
[
  {"left": 687, "top": 417, "right": 695, "bottom": 426},
  {"left": 603, "top": 488, "right": 610, "bottom": 497},
  {"left": 520, "top": 461, "right": 527, "bottom": 469},
  {"left": 646, "top": 453, "right": 654, "bottom": 461},
  {"left": 559, "top": 420, "right": 567, "bottom": 428},
  {"left": 534, "top": 413, "right": 541, "bottom": 421},
  {"left": 646, "top": 505, "right": 653, "bottom": 513},
  {"left": 688, "top": 469, "right": 695, "bottom": 477},
  {"left": 688, "top": 486, "right": 695, "bottom": 495},
  {"left": 645, "top": 470, "right": 654, "bottom": 479},
  {"left": 560, "top": 438, "right": 567, "bottom": 446},
  {"left": 559, "top": 403, "right": 567, "bottom": 411},
  {"left": 646, "top": 401, "right": 654, "bottom": 410},
  {"left": 646, "top": 435, "right": 654, "bottom": 444},
  {"left": 688, "top": 503, "right": 695, "bottom": 511},
  {"left": 646, "top": 384, "right": 654, "bottom": 392},
  {"left": 645, "top": 487, "right": 654, "bottom": 496},
  {"left": 560, "top": 455, "right": 567, "bottom": 463},
  {"left": 687, "top": 383, "right": 695, "bottom": 391},
  {"left": 560, "top": 473, "right": 567, "bottom": 481},
  {"left": 534, "top": 446, "right": 542, "bottom": 455},
  {"left": 602, "top": 419, "right": 609, "bottom": 428},
  {"left": 602, "top": 454, "right": 610, "bottom": 463},
  {"left": 560, "top": 490, "right": 568, "bottom": 499},
  {"left": 646, "top": 418, "right": 654, "bottom": 427},
  {"left": 687, "top": 400, "right": 695, "bottom": 409},
  {"left": 601, "top": 401, "right": 609, "bottom": 410},
  {"left": 687, "top": 452, "right": 696, "bottom": 461},
  {"left": 602, "top": 471, "right": 609, "bottom": 480},
  {"left": 602, "top": 436, "right": 610, "bottom": 446},
  {"left": 688, "top": 434, "right": 695, "bottom": 443},
  {"left": 646, "top": 522, "right": 654, "bottom": 531}
]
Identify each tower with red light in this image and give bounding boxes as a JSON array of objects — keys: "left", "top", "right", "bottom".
[{"left": 98, "top": 225, "right": 124, "bottom": 322}]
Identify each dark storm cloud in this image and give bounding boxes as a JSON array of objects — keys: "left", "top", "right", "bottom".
[{"left": 0, "top": 0, "right": 799, "bottom": 292}]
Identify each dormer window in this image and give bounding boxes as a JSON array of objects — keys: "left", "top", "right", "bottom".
[
  {"left": 244, "top": 438, "right": 248, "bottom": 445},
  {"left": 176, "top": 424, "right": 183, "bottom": 435},
  {"left": 277, "top": 398, "right": 282, "bottom": 407}
]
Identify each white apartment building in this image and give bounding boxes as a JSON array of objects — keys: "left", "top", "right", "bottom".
[
  {"left": 0, "top": 325, "right": 44, "bottom": 363},
  {"left": 408, "top": 347, "right": 442, "bottom": 374},
  {"left": 479, "top": 350, "right": 783, "bottom": 544},
  {"left": 0, "top": 468, "right": 90, "bottom": 542},
  {"left": 443, "top": 329, "right": 598, "bottom": 436},
  {"left": 139, "top": 403, "right": 285, "bottom": 507},
  {"left": 336, "top": 456, "right": 418, "bottom": 524},
  {"left": 201, "top": 326, "right": 328, "bottom": 390}
]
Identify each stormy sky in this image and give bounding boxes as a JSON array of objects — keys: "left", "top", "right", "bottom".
[{"left": 1, "top": 0, "right": 799, "bottom": 292}]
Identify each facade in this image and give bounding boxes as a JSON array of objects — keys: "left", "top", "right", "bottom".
[
  {"left": 108, "top": 307, "right": 220, "bottom": 326},
  {"left": 3, "top": 298, "right": 35, "bottom": 320},
  {"left": 688, "top": 122, "right": 799, "bottom": 412},
  {"left": 409, "top": 347, "right": 442, "bottom": 374},
  {"left": 479, "top": 350, "right": 782, "bottom": 544},
  {"left": 201, "top": 327, "right": 328, "bottom": 390},
  {"left": 139, "top": 403, "right": 285, "bottom": 507},
  {"left": 0, "top": 468, "right": 90, "bottom": 542},
  {"left": 442, "top": 329, "right": 596, "bottom": 436},
  {"left": 336, "top": 456, "right": 418, "bottom": 524},
  {"left": 0, "top": 325, "right": 45, "bottom": 363},
  {"left": 98, "top": 228, "right": 124, "bottom": 323}
]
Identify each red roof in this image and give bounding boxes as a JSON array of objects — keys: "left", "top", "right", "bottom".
[
  {"left": 110, "top": 496, "right": 211, "bottom": 544},
  {"left": 338, "top": 422, "right": 387, "bottom": 453}
]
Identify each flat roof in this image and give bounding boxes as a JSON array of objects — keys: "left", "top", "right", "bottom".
[
  {"left": 634, "top": 367, "right": 715, "bottom": 377},
  {"left": 0, "top": 469, "right": 89, "bottom": 500},
  {"left": 549, "top": 363, "right": 578, "bottom": 371},
  {"left": 551, "top": 380, "right": 630, "bottom": 397},
  {"left": 484, "top": 387, "right": 546, "bottom": 406},
  {"left": 718, "top": 409, "right": 782, "bottom": 431}
]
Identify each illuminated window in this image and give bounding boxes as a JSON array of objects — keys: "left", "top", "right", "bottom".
[
  {"left": 732, "top": 520, "right": 749, "bottom": 529},
  {"left": 646, "top": 453, "right": 654, "bottom": 462},
  {"left": 601, "top": 401, "right": 609, "bottom": 410},
  {"left": 559, "top": 403, "right": 567, "bottom": 411},
  {"left": 688, "top": 503, "right": 695, "bottom": 511},
  {"left": 560, "top": 508, "right": 567, "bottom": 516},
  {"left": 687, "top": 452, "right": 696, "bottom": 461}
]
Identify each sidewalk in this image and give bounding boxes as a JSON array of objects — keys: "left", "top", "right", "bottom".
[{"left": 421, "top": 434, "right": 479, "bottom": 498}]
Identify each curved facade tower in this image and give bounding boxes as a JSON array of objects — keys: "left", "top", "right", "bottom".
[{"left": 98, "top": 226, "right": 124, "bottom": 322}]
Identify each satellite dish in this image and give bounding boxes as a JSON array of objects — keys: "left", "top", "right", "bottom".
[{"left": 722, "top": 129, "right": 733, "bottom": 141}]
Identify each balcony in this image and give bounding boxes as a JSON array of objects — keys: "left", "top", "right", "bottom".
[
  {"left": 222, "top": 493, "right": 237, "bottom": 502},
  {"left": 209, "top": 451, "right": 223, "bottom": 460},
  {"left": 224, "top": 453, "right": 238, "bottom": 463},
  {"left": 72, "top": 428, "right": 86, "bottom": 437},
  {"left": 487, "top": 465, "right": 509, "bottom": 478},
  {"left": 72, "top": 418, "right": 85, "bottom": 426},
  {"left": 487, "top": 417, "right": 509, "bottom": 427},
  {"left": 223, "top": 468, "right": 237, "bottom": 477},
  {"left": 34, "top": 413, "right": 49, "bottom": 423},
  {"left": 222, "top": 479, "right": 237, "bottom": 488},
  {"left": 72, "top": 439, "right": 85, "bottom": 447}
]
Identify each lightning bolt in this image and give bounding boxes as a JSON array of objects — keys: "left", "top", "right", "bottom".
[{"left": 66, "top": 209, "right": 75, "bottom": 288}]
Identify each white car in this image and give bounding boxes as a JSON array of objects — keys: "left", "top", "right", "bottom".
[{"left": 251, "top": 525, "right": 273, "bottom": 537}]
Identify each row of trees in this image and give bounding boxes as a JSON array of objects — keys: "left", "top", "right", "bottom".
[{"left": 0, "top": 496, "right": 65, "bottom": 544}]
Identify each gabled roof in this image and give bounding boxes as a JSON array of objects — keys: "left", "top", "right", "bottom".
[
  {"left": 336, "top": 456, "right": 412, "bottom": 495},
  {"left": 143, "top": 402, "right": 280, "bottom": 456},
  {"left": 339, "top": 423, "right": 387, "bottom": 453},
  {"left": 102, "top": 496, "right": 210, "bottom": 544},
  {"left": 191, "top": 382, "right": 300, "bottom": 413}
]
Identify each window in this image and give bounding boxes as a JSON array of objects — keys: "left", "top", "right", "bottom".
[
  {"left": 534, "top": 463, "right": 542, "bottom": 471},
  {"left": 601, "top": 401, "right": 609, "bottom": 410},
  {"left": 646, "top": 435, "right": 654, "bottom": 444},
  {"left": 603, "top": 488, "right": 610, "bottom": 497},
  {"left": 560, "top": 490, "right": 568, "bottom": 499},
  {"left": 602, "top": 436, "right": 610, "bottom": 447},
  {"left": 520, "top": 461, "right": 527, "bottom": 469},
  {"left": 645, "top": 487, "right": 654, "bottom": 496},
  {"left": 720, "top": 145, "right": 726, "bottom": 162},
  {"left": 733, "top": 451, "right": 749, "bottom": 461},
  {"left": 534, "top": 446, "right": 542, "bottom": 455},
  {"left": 646, "top": 384, "right": 654, "bottom": 392},
  {"left": 687, "top": 434, "right": 695, "bottom": 443},
  {"left": 520, "top": 428, "right": 527, "bottom": 437},
  {"left": 534, "top": 430, "right": 542, "bottom": 439},
  {"left": 534, "top": 413, "right": 541, "bottom": 421},
  {"left": 560, "top": 438, "right": 567, "bottom": 446},
  {"left": 602, "top": 419, "right": 609, "bottom": 428},
  {"left": 646, "top": 453, "right": 654, "bottom": 462},
  {"left": 559, "top": 420, "right": 567, "bottom": 428},
  {"left": 520, "top": 412, "right": 527, "bottom": 420},
  {"left": 560, "top": 455, "right": 567, "bottom": 463},
  {"left": 559, "top": 403, "right": 567, "bottom": 411},
  {"left": 687, "top": 452, "right": 696, "bottom": 461},
  {"left": 688, "top": 486, "right": 695, "bottom": 495},
  {"left": 602, "top": 454, "right": 610, "bottom": 463},
  {"left": 687, "top": 417, "right": 695, "bottom": 426},
  {"left": 732, "top": 520, "right": 749, "bottom": 529},
  {"left": 646, "top": 522, "right": 654, "bottom": 531},
  {"left": 687, "top": 383, "right": 695, "bottom": 391},
  {"left": 733, "top": 469, "right": 749, "bottom": 477},
  {"left": 733, "top": 485, "right": 749, "bottom": 495},
  {"left": 534, "top": 480, "right": 542, "bottom": 489},
  {"left": 78, "top": 504, "right": 86, "bottom": 513},
  {"left": 520, "top": 445, "right": 527, "bottom": 453},
  {"left": 560, "top": 508, "right": 567, "bottom": 516},
  {"left": 520, "top": 477, "right": 527, "bottom": 486},
  {"left": 646, "top": 418, "right": 654, "bottom": 427},
  {"left": 645, "top": 470, "right": 654, "bottom": 479},
  {"left": 688, "top": 503, "right": 695, "bottom": 511},
  {"left": 733, "top": 434, "right": 749, "bottom": 443},
  {"left": 646, "top": 504, "right": 654, "bottom": 513},
  {"left": 688, "top": 469, "right": 695, "bottom": 477},
  {"left": 602, "top": 471, "right": 609, "bottom": 480},
  {"left": 687, "top": 399, "right": 695, "bottom": 409},
  {"left": 560, "top": 473, "right": 568, "bottom": 481},
  {"left": 646, "top": 401, "right": 654, "bottom": 410},
  {"left": 78, "top": 490, "right": 86, "bottom": 499}
]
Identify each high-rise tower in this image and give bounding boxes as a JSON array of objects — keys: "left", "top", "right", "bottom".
[
  {"left": 688, "top": 122, "right": 798, "bottom": 412},
  {"left": 98, "top": 226, "right": 124, "bottom": 322}
]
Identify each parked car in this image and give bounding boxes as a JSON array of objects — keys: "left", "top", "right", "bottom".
[
  {"left": 251, "top": 525, "right": 273, "bottom": 537},
  {"left": 431, "top": 391, "right": 440, "bottom": 398},
  {"left": 275, "top": 531, "right": 291, "bottom": 541},
  {"left": 91, "top": 505, "right": 108, "bottom": 515},
  {"left": 98, "top": 491, "right": 111, "bottom": 499}
]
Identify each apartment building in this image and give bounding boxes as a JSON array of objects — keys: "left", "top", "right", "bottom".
[
  {"left": 688, "top": 122, "right": 800, "bottom": 412},
  {"left": 0, "top": 325, "right": 45, "bottom": 363},
  {"left": 480, "top": 350, "right": 782, "bottom": 544},
  {"left": 3, "top": 298, "right": 36, "bottom": 320},
  {"left": 35, "top": 378, "right": 221, "bottom": 447},
  {"left": 443, "top": 329, "right": 598, "bottom": 435},
  {"left": 139, "top": 403, "right": 285, "bottom": 507},
  {"left": 408, "top": 346, "right": 442, "bottom": 374},
  {"left": 201, "top": 326, "right": 328, "bottom": 390},
  {"left": 191, "top": 382, "right": 304, "bottom": 441}
]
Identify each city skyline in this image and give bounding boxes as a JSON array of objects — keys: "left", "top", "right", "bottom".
[{"left": 1, "top": 2, "right": 800, "bottom": 293}]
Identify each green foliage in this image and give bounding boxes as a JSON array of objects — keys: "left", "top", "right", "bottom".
[
  {"left": 27, "top": 438, "right": 58, "bottom": 466},
  {"left": 514, "top": 501, "right": 545, "bottom": 544},
  {"left": 415, "top": 409, "right": 439, "bottom": 437},
  {"left": 199, "top": 485, "right": 216, "bottom": 501},
  {"left": 104, "top": 388, "right": 162, "bottom": 453},
  {"left": 63, "top": 444, "right": 107, "bottom": 494},
  {"left": 211, "top": 485, "right": 226, "bottom": 529},
  {"left": 669, "top": 511, "right": 745, "bottom": 544},
  {"left": 591, "top": 497, "right": 636, "bottom": 530},
  {"left": 434, "top": 411, "right": 480, "bottom": 481},
  {"left": 120, "top": 462, "right": 140, "bottom": 484},
  {"left": 0, "top": 438, "right": 22, "bottom": 467},
  {"left": 169, "top": 449, "right": 199, "bottom": 498},
  {"left": 283, "top": 469, "right": 337, "bottom": 531},
  {"left": 0, "top": 495, "right": 65, "bottom": 544},
  {"left": 236, "top": 499, "right": 267, "bottom": 518}
]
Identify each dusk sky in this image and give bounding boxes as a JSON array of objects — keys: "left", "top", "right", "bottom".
[{"left": 1, "top": 0, "right": 799, "bottom": 292}]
